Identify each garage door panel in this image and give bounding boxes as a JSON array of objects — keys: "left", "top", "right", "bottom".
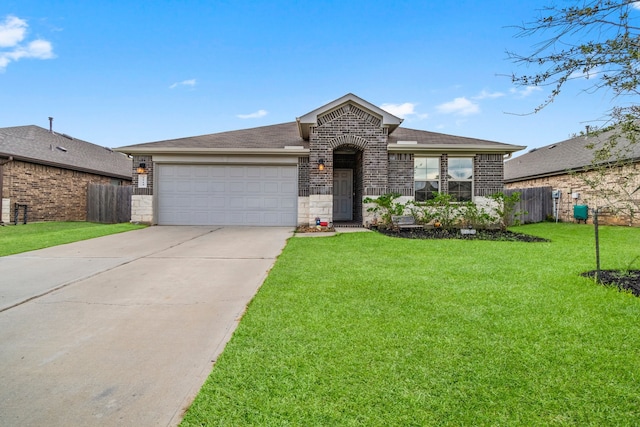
[
  {"left": 158, "top": 164, "right": 297, "bottom": 226},
  {"left": 264, "top": 183, "right": 279, "bottom": 193}
]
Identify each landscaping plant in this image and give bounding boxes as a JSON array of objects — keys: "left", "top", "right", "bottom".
[{"left": 363, "top": 192, "right": 404, "bottom": 227}]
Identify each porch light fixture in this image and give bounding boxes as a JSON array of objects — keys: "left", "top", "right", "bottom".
[
  {"left": 318, "top": 159, "right": 325, "bottom": 171},
  {"left": 136, "top": 162, "right": 146, "bottom": 174}
]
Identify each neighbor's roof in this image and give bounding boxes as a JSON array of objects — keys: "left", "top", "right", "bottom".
[
  {"left": 0, "top": 125, "right": 132, "bottom": 179},
  {"left": 116, "top": 122, "right": 524, "bottom": 155},
  {"left": 504, "top": 128, "right": 640, "bottom": 183}
]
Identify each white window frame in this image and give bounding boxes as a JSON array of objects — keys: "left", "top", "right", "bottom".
[
  {"left": 414, "top": 156, "right": 440, "bottom": 201},
  {"left": 447, "top": 157, "right": 474, "bottom": 202}
]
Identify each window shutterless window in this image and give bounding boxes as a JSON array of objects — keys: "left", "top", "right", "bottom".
[
  {"left": 414, "top": 157, "right": 440, "bottom": 201},
  {"left": 447, "top": 157, "right": 473, "bottom": 202}
]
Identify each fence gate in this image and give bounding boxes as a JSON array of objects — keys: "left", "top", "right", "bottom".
[
  {"left": 505, "top": 187, "right": 553, "bottom": 224},
  {"left": 87, "top": 184, "right": 132, "bottom": 223}
]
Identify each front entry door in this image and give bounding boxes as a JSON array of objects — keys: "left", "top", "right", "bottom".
[{"left": 333, "top": 169, "right": 353, "bottom": 221}]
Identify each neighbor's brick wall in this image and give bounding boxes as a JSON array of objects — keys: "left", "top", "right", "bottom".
[
  {"left": 505, "top": 162, "right": 640, "bottom": 226},
  {"left": 475, "top": 154, "right": 504, "bottom": 196},
  {"left": 4, "top": 160, "right": 125, "bottom": 223}
]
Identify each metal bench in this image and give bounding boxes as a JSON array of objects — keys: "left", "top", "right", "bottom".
[{"left": 391, "top": 215, "right": 423, "bottom": 231}]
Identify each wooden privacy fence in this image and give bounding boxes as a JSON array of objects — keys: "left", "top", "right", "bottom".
[
  {"left": 505, "top": 186, "right": 553, "bottom": 224},
  {"left": 87, "top": 184, "right": 132, "bottom": 223}
]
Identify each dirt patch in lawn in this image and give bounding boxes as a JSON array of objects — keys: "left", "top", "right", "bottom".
[
  {"left": 581, "top": 270, "right": 640, "bottom": 297},
  {"left": 376, "top": 228, "right": 550, "bottom": 242}
]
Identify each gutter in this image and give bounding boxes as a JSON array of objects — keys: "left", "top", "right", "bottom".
[
  {"left": 114, "top": 147, "right": 310, "bottom": 156},
  {"left": 387, "top": 143, "right": 526, "bottom": 154}
]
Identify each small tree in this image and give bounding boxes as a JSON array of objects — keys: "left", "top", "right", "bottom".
[
  {"left": 508, "top": 0, "right": 640, "bottom": 223},
  {"left": 577, "top": 127, "right": 640, "bottom": 225}
]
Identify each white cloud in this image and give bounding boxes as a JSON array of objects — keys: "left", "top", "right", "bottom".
[
  {"left": 510, "top": 86, "right": 542, "bottom": 98},
  {"left": 473, "top": 90, "right": 505, "bottom": 100},
  {"left": 0, "top": 15, "right": 26, "bottom": 47},
  {"left": 632, "top": 1, "right": 640, "bottom": 10},
  {"left": 436, "top": 97, "right": 480, "bottom": 116},
  {"left": 237, "top": 109, "right": 268, "bottom": 119},
  {"left": 169, "top": 79, "right": 197, "bottom": 89},
  {"left": 0, "top": 15, "right": 54, "bottom": 71},
  {"left": 380, "top": 102, "right": 428, "bottom": 120}
]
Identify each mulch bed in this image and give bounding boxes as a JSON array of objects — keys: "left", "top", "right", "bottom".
[
  {"left": 581, "top": 270, "right": 640, "bottom": 297},
  {"left": 376, "top": 228, "right": 550, "bottom": 242},
  {"left": 295, "top": 225, "right": 336, "bottom": 233}
]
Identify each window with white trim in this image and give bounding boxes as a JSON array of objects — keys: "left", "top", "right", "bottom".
[
  {"left": 447, "top": 157, "right": 473, "bottom": 202},
  {"left": 414, "top": 157, "right": 440, "bottom": 201}
]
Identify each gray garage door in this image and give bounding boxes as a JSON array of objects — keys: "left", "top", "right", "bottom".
[{"left": 157, "top": 164, "right": 297, "bottom": 226}]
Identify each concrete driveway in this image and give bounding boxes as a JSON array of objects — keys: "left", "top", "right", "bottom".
[{"left": 0, "top": 226, "right": 293, "bottom": 426}]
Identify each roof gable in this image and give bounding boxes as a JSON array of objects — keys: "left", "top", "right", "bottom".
[
  {"left": 0, "top": 125, "right": 132, "bottom": 179},
  {"left": 296, "top": 93, "right": 403, "bottom": 140}
]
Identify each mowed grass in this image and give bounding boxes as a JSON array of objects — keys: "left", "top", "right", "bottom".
[
  {"left": 0, "top": 221, "right": 146, "bottom": 256},
  {"left": 182, "top": 223, "right": 640, "bottom": 426}
]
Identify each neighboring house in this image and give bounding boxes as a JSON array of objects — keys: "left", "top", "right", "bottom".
[
  {"left": 0, "top": 125, "right": 132, "bottom": 224},
  {"left": 504, "top": 129, "right": 640, "bottom": 226},
  {"left": 115, "top": 93, "right": 525, "bottom": 226}
]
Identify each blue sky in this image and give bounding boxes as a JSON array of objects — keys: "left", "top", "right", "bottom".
[{"left": 1, "top": 0, "right": 637, "bottom": 157}]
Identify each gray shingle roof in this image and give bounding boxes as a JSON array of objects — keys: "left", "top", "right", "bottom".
[
  {"left": 504, "top": 129, "right": 640, "bottom": 182},
  {"left": 0, "top": 125, "right": 132, "bottom": 179},
  {"left": 388, "top": 127, "right": 521, "bottom": 150},
  {"left": 116, "top": 122, "right": 523, "bottom": 154},
  {"left": 117, "top": 122, "right": 307, "bottom": 152}
]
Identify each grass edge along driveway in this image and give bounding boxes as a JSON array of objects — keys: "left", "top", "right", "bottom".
[
  {"left": 182, "top": 223, "right": 640, "bottom": 426},
  {"left": 0, "top": 222, "right": 146, "bottom": 257}
]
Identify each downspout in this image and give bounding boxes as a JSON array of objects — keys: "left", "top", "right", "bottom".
[{"left": 0, "top": 156, "right": 14, "bottom": 225}]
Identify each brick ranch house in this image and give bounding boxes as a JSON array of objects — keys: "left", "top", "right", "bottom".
[
  {"left": 0, "top": 125, "right": 132, "bottom": 224},
  {"left": 504, "top": 129, "right": 640, "bottom": 226},
  {"left": 115, "top": 93, "right": 525, "bottom": 226}
]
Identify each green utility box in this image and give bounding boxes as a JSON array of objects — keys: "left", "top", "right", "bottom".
[{"left": 573, "top": 205, "right": 588, "bottom": 223}]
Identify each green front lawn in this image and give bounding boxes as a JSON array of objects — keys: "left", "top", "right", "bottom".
[
  {"left": 0, "top": 222, "right": 146, "bottom": 256},
  {"left": 182, "top": 223, "right": 640, "bottom": 426}
]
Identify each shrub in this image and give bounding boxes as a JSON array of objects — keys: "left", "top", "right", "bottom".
[
  {"left": 363, "top": 193, "right": 405, "bottom": 227},
  {"left": 460, "top": 201, "right": 497, "bottom": 229},
  {"left": 489, "top": 191, "right": 526, "bottom": 230}
]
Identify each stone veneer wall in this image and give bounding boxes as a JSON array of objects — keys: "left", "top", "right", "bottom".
[
  {"left": 131, "top": 195, "right": 153, "bottom": 224},
  {"left": 506, "top": 163, "right": 640, "bottom": 226},
  {"left": 2, "top": 160, "right": 126, "bottom": 223},
  {"left": 1, "top": 198, "right": 9, "bottom": 223}
]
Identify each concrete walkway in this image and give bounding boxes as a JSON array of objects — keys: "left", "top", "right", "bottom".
[{"left": 0, "top": 226, "right": 293, "bottom": 426}]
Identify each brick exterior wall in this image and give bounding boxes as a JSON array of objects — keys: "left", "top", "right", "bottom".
[
  {"left": 298, "top": 157, "right": 309, "bottom": 196},
  {"left": 2, "top": 160, "right": 129, "bottom": 223},
  {"left": 506, "top": 162, "right": 640, "bottom": 226},
  {"left": 309, "top": 104, "right": 388, "bottom": 197},
  {"left": 132, "top": 155, "right": 153, "bottom": 195},
  {"left": 388, "top": 153, "right": 414, "bottom": 196},
  {"left": 474, "top": 154, "right": 505, "bottom": 196}
]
